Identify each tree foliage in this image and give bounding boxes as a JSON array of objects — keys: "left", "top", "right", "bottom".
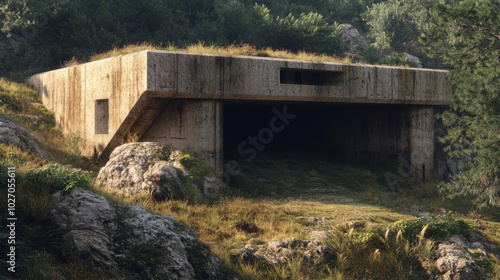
[
  {"left": 250, "top": 4, "right": 343, "bottom": 54},
  {"left": 425, "top": 0, "right": 500, "bottom": 207},
  {"left": 363, "top": 0, "right": 437, "bottom": 53}
]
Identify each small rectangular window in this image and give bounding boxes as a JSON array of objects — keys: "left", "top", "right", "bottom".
[
  {"left": 95, "top": 99, "right": 109, "bottom": 134},
  {"left": 280, "top": 68, "right": 342, "bottom": 86}
]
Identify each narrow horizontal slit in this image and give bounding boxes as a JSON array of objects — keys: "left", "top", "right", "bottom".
[{"left": 280, "top": 68, "right": 342, "bottom": 86}]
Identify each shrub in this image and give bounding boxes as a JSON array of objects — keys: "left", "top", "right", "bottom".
[
  {"left": 23, "top": 164, "right": 96, "bottom": 193},
  {"left": 362, "top": 45, "right": 381, "bottom": 64},
  {"left": 391, "top": 214, "right": 471, "bottom": 239}
]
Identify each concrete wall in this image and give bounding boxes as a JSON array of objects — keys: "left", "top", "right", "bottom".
[
  {"left": 28, "top": 50, "right": 451, "bottom": 180},
  {"left": 146, "top": 51, "right": 451, "bottom": 105},
  {"left": 141, "top": 100, "right": 223, "bottom": 177},
  {"left": 29, "top": 51, "right": 148, "bottom": 155},
  {"left": 410, "top": 106, "right": 435, "bottom": 180}
]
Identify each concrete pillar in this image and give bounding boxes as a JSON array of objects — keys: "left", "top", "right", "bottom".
[
  {"left": 409, "top": 106, "right": 434, "bottom": 180},
  {"left": 140, "top": 99, "right": 223, "bottom": 181}
]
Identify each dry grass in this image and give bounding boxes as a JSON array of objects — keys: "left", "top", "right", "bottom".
[{"left": 63, "top": 42, "right": 352, "bottom": 67}]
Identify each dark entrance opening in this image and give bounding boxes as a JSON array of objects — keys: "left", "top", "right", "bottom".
[{"left": 223, "top": 101, "right": 410, "bottom": 164}]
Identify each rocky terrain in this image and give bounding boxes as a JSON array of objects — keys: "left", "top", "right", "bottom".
[{"left": 51, "top": 187, "right": 231, "bottom": 280}]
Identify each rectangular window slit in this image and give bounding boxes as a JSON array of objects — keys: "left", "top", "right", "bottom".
[
  {"left": 95, "top": 99, "right": 109, "bottom": 134},
  {"left": 280, "top": 68, "right": 342, "bottom": 86}
]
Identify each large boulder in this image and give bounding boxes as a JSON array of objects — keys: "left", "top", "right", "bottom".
[
  {"left": 51, "top": 187, "right": 231, "bottom": 280},
  {"left": 435, "top": 235, "right": 492, "bottom": 280},
  {"left": 339, "top": 24, "right": 370, "bottom": 52},
  {"left": 0, "top": 116, "right": 48, "bottom": 158},
  {"left": 96, "top": 142, "right": 219, "bottom": 202}
]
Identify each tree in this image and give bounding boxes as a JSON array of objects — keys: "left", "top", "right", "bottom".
[
  {"left": 363, "top": 0, "right": 436, "bottom": 53},
  {"left": 425, "top": 0, "right": 500, "bottom": 207},
  {"left": 250, "top": 4, "right": 343, "bottom": 54}
]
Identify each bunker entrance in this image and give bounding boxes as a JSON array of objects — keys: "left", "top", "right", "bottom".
[{"left": 223, "top": 101, "right": 411, "bottom": 164}]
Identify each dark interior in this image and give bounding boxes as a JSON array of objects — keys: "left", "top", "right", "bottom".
[{"left": 223, "top": 101, "right": 410, "bottom": 163}]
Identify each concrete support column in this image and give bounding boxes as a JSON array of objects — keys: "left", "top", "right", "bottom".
[
  {"left": 141, "top": 99, "right": 223, "bottom": 182},
  {"left": 409, "top": 106, "right": 434, "bottom": 180}
]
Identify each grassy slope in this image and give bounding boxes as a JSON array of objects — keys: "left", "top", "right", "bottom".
[{"left": 1, "top": 45, "right": 499, "bottom": 279}]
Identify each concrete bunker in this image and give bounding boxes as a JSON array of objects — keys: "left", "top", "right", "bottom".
[{"left": 28, "top": 50, "right": 451, "bottom": 184}]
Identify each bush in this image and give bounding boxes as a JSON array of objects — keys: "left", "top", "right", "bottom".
[
  {"left": 23, "top": 163, "right": 96, "bottom": 193},
  {"left": 362, "top": 45, "right": 381, "bottom": 64},
  {"left": 391, "top": 214, "right": 471, "bottom": 239}
]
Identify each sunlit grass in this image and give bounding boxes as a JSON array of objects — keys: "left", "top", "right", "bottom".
[
  {"left": 0, "top": 78, "right": 102, "bottom": 171},
  {"left": 63, "top": 42, "right": 353, "bottom": 67}
]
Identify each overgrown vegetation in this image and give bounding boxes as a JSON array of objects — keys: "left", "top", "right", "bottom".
[
  {"left": 115, "top": 156, "right": 498, "bottom": 280},
  {"left": 0, "top": 0, "right": 447, "bottom": 81},
  {"left": 425, "top": 0, "right": 500, "bottom": 208},
  {"left": 0, "top": 0, "right": 499, "bottom": 278}
]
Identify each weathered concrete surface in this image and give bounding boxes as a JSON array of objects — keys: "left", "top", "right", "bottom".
[
  {"left": 28, "top": 50, "right": 452, "bottom": 179},
  {"left": 146, "top": 51, "right": 451, "bottom": 104},
  {"left": 140, "top": 100, "right": 223, "bottom": 179},
  {"left": 29, "top": 51, "right": 148, "bottom": 156},
  {"left": 410, "top": 107, "right": 434, "bottom": 180}
]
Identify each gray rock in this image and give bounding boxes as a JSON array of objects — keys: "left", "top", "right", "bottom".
[
  {"left": 434, "top": 130, "right": 474, "bottom": 182},
  {"left": 340, "top": 24, "right": 370, "bottom": 52},
  {"left": 96, "top": 142, "right": 218, "bottom": 202},
  {"left": 418, "top": 212, "right": 433, "bottom": 220},
  {"left": 435, "top": 236, "right": 486, "bottom": 280},
  {"left": 235, "top": 237, "right": 334, "bottom": 266},
  {"left": 308, "top": 230, "right": 332, "bottom": 242},
  {"left": 308, "top": 217, "right": 317, "bottom": 222},
  {"left": 0, "top": 116, "right": 48, "bottom": 158},
  {"left": 402, "top": 52, "right": 423, "bottom": 68},
  {"left": 51, "top": 187, "right": 231, "bottom": 280},
  {"left": 62, "top": 230, "right": 118, "bottom": 272},
  {"left": 411, "top": 204, "right": 422, "bottom": 213}
]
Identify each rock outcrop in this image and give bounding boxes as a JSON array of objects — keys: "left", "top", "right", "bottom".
[
  {"left": 230, "top": 232, "right": 334, "bottom": 266},
  {"left": 402, "top": 52, "right": 423, "bottom": 68},
  {"left": 51, "top": 187, "right": 231, "bottom": 280},
  {"left": 96, "top": 142, "right": 219, "bottom": 202},
  {"left": 435, "top": 234, "right": 495, "bottom": 280},
  {"left": 339, "top": 24, "right": 370, "bottom": 52},
  {"left": 0, "top": 116, "right": 48, "bottom": 158}
]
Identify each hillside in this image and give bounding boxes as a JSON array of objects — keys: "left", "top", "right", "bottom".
[
  {"left": 0, "top": 73, "right": 499, "bottom": 279},
  {"left": 1, "top": 0, "right": 499, "bottom": 279}
]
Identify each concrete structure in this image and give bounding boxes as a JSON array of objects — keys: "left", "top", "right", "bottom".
[{"left": 29, "top": 50, "right": 452, "bottom": 181}]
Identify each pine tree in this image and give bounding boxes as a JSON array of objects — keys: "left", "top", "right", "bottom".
[{"left": 425, "top": 0, "right": 499, "bottom": 207}]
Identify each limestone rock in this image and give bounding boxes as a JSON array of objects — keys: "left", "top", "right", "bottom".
[
  {"left": 339, "top": 24, "right": 370, "bottom": 52},
  {"left": 0, "top": 116, "right": 48, "bottom": 158},
  {"left": 434, "top": 139, "right": 473, "bottom": 182},
  {"left": 51, "top": 187, "right": 231, "bottom": 280},
  {"left": 402, "top": 52, "right": 423, "bottom": 68},
  {"left": 435, "top": 235, "right": 487, "bottom": 280},
  {"left": 308, "top": 217, "right": 318, "bottom": 222},
  {"left": 308, "top": 230, "right": 332, "bottom": 242},
  {"left": 233, "top": 236, "right": 334, "bottom": 266},
  {"left": 96, "top": 142, "right": 218, "bottom": 202}
]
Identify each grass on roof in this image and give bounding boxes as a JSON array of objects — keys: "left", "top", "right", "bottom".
[{"left": 64, "top": 42, "right": 352, "bottom": 67}]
